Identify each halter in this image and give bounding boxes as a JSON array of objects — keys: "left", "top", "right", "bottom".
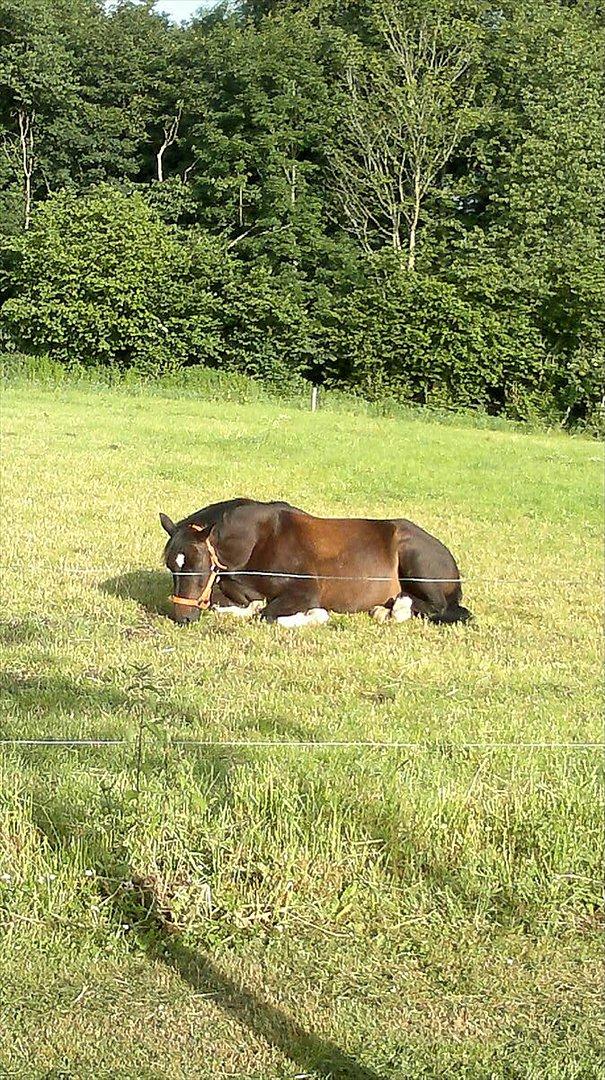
[{"left": 170, "top": 526, "right": 226, "bottom": 611}]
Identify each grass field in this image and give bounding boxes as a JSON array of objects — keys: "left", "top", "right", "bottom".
[{"left": 1, "top": 382, "right": 603, "bottom": 1079}]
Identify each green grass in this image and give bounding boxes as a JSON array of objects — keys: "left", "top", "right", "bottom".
[{"left": 1, "top": 382, "right": 603, "bottom": 1079}]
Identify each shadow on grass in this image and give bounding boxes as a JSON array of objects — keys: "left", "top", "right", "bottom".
[
  {"left": 0, "top": 669, "right": 192, "bottom": 739},
  {"left": 0, "top": 665, "right": 321, "bottom": 748},
  {"left": 115, "top": 878, "right": 384, "bottom": 1079},
  {"left": 101, "top": 569, "right": 170, "bottom": 616},
  {"left": 25, "top": 768, "right": 381, "bottom": 1080},
  {"left": 159, "top": 937, "right": 382, "bottom": 1080},
  {"left": 0, "top": 614, "right": 54, "bottom": 646}
]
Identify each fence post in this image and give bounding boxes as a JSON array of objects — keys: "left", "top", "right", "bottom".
[{"left": 311, "top": 385, "right": 318, "bottom": 412}]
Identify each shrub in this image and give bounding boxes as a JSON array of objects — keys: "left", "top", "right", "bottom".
[
  {"left": 2, "top": 187, "right": 601, "bottom": 428},
  {"left": 0, "top": 185, "right": 314, "bottom": 383},
  {"left": 316, "top": 257, "right": 550, "bottom": 418},
  {"left": 0, "top": 185, "right": 221, "bottom": 374}
]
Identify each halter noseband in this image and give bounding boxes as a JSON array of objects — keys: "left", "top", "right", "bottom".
[{"left": 170, "top": 526, "right": 226, "bottom": 611}]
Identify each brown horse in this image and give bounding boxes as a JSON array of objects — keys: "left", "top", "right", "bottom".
[{"left": 160, "top": 498, "right": 471, "bottom": 627}]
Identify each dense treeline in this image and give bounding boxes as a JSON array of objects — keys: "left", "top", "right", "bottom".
[{"left": 0, "top": 0, "right": 603, "bottom": 426}]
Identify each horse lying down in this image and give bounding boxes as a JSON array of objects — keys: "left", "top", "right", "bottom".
[{"left": 160, "top": 498, "right": 471, "bottom": 628}]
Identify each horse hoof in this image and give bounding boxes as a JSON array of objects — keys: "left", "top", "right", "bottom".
[
  {"left": 370, "top": 605, "right": 390, "bottom": 624},
  {"left": 391, "top": 595, "right": 413, "bottom": 622},
  {"left": 306, "top": 607, "right": 330, "bottom": 625}
]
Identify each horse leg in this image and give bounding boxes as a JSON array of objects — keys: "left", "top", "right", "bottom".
[
  {"left": 210, "top": 583, "right": 264, "bottom": 618},
  {"left": 261, "top": 587, "right": 329, "bottom": 627},
  {"left": 391, "top": 594, "right": 413, "bottom": 621},
  {"left": 408, "top": 582, "right": 471, "bottom": 623},
  {"left": 213, "top": 600, "right": 265, "bottom": 617},
  {"left": 394, "top": 520, "right": 471, "bottom": 624},
  {"left": 370, "top": 594, "right": 413, "bottom": 624},
  {"left": 407, "top": 582, "right": 449, "bottom": 621},
  {"left": 411, "top": 592, "right": 472, "bottom": 624}
]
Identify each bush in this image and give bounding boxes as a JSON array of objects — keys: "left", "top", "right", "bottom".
[
  {"left": 315, "top": 257, "right": 552, "bottom": 418},
  {"left": 2, "top": 187, "right": 601, "bottom": 429},
  {"left": 217, "top": 265, "right": 315, "bottom": 385},
  {"left": 0, "top": 184, "right": 222, "bottom": 373},
  {"left": 0, "top": 185, "right": 315, "bottom": 383}
]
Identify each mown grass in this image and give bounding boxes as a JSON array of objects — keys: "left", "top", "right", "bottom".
[{"left": 1, "top": 382, "right": 603, "bottom": 1079}]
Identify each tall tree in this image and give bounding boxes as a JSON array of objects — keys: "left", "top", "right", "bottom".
[
  {"left": 441, "top": 0, "right": 605, "bottom": 419},
  {"left": 330, "top": 0, "right": 484, "bottom": 269},
  {"left": 176, "top": 7, "right": 344, "bottom": 265},
  {"left": 0, "top": 0, "right": 79, "bottom": 227},
  {"left": 0, "top": 0, "right": 181, "bottom": 229}
]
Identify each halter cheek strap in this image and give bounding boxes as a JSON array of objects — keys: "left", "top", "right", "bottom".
[{"left": 170, "top": 529, "right": 227, "bottom": 611}]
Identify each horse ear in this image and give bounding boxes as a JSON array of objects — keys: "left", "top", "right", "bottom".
[{"left": 159, "top": 512, "right": 176, "bottom": 537}]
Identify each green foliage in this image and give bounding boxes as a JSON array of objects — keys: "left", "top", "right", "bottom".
[
  {"left": 0, "top": 185, "right": 317, "bottom": 380},
  {"left": 174, "top": 7, "right": 343, "bottom": 256},
  {"left": 0, "top": 0, "right": 179, "bottom": 216},
  {"left": 315, "top": 258, "right": 551, "bottom": 416},
  {"left": 0, "top": 186, "right": 220, "bottom": 372},
  {"left": 0, "top": 0, "right": 603, "bottom": 427},
  {"left": 329, "top": 0, "right": 489, "bottom": 265}
]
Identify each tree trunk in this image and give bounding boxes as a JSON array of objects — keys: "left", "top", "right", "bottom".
[
  {"left": 156, "top": 145, "right": 165, "bottom": 183},
  {"left": 18, "top": 109, "right": 34, "bottom": 231},
  {"left": 156, "top": 105, "right": 182, "bottom": 183},
  {"left": 407, "top": 168, "right": 421, "bottom": 271},
  {"left": 282, "top": 162, "right": 297, "bottom": 207}
]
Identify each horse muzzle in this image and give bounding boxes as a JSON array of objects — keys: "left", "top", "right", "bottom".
[{"left": 170, "top": 594, "right": 207, "bottom": 623}]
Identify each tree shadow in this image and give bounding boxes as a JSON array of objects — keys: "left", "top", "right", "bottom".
[
  {"left": 0, "top": 669, "right": 131, "bottom": 716},
  {"left": 101, "top": 569, "right": 170, "bottom": 616},
  {"left": 24, "top": 768, "right": 383, "bottom": 1080},
  {"left": 112, "top": 873, "right": 384, "bottom": 1078},
  {"left": 0, "top": 663, "right": 352, "bottom": 766},
  {"left": 0, "top": 667, "right": 210, "bottom": 738},
  {"left": 156, "top": 935, "right": 383, "bottom": 1080},
  {"left": 24, "top": 737, "right": 235, "bottom": 885},
  {"left": 0, "top": 614, "right": 54, "bottom": 646}
]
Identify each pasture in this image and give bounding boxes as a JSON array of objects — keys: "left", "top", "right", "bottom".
[{"left": 1, "top": 382, "right": 603, "bottom": 1079}]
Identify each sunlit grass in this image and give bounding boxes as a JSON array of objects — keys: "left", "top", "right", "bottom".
[{"left": 0, "top": 383, "right": 602, "bottom": 1078}]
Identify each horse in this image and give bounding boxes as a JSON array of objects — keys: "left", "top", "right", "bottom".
[{"left": 159, "top": 498, "right": 471, "bottom": 628}]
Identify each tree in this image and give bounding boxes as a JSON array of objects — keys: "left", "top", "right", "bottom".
[
  {"left": 0, "top": 0, "right": 182, "bottom": 228},
  {"left": 0, "top": 184, "right": 221, "bottom": 370},
  {"left": 440, "top": 0, "right": 605, "bottom": 423},
  {"left": 0, "top": 0, "right": 79, "bottom": 227},
  {"left": 175, "top": 7, "right": 344, "bottom": 267},
  {"left": 16, "top": 108, "right": 34, "bottom": 228},
  {"left": 330, "top": 0, "right": 484, "bottom": 269},
  {"left": 1, "top": 182, "right": 315, "bottom": 383},
  {"left": 0, "top": 0, "right": 603, "bottom": 427},
  {"left": 155, "top": 101, "right": 183, "bottom": 182}
]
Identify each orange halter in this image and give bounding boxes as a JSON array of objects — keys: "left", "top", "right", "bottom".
[{"left": 170, "top": 527, "right": 226, "bottom": 611}]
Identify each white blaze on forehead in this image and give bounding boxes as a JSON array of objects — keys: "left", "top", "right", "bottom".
[{"left": 175, "top": 553, "right": 185, "bottom": 569}]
